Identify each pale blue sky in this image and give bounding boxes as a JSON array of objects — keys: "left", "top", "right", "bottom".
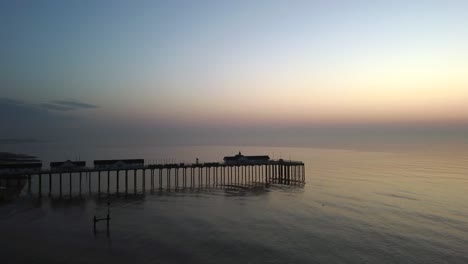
[{"left": 1, "top": 1, "right": 467, "bottom": 145}]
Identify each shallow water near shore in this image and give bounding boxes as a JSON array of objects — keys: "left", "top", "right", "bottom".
[{"left": 1, "top": 144, "right": 467, "bottom": 263}]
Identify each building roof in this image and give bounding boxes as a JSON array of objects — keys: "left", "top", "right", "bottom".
[
  {"left": 93, "top": 159, "right": 144, "bottom": 165},
  {"left": 50, "top": 160, "right": 86, "bottom": 167},
  {"left": 223, "top": 152, "right": 270, "bottom": 161}
]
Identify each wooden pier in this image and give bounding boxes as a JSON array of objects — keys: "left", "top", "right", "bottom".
[{"left": 1, "top": 159, "right": 305, "bottom": 198}]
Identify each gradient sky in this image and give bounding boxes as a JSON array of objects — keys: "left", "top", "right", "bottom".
[{"left": 1, "top": 1, "right": 468, "bottom": 146}]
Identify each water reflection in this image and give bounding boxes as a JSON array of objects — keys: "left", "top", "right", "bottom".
[
  {"left": 2, "top": 146, "right": 467, "bottom": 263},
  {"left": 0, "top": 175, "right": 27, "bottom": 203},
  {"left": 1, "top": 175, "right": 303, "bottom": 209}
]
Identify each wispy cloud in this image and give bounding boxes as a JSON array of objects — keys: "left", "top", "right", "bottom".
[
  {"left": 40, "top": 103, "right": 74, "bottom": 111},
  {"left": 39, "top": 99, "right": 99, "bottom": 111},
  {"left": 51, "top": 100, "right": 98, "bottom": 110}
]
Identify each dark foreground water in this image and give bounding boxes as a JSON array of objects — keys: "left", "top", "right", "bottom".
[{"left": 1, "top": 144, "right": 467, "bottom": 263}]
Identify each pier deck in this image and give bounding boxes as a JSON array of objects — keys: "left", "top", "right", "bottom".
[{"left": 1, "top": 159, "right": 305, "bottom": 197}]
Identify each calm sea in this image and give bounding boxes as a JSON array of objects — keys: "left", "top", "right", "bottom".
[{"left": 1, "top": 144, "right": 467, "bottom": 263}]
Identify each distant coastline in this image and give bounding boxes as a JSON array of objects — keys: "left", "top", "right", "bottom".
[
  {"left": 0, "top": 138, "right": 41, "bottom": 144},
  {"left": 0, "top": 152, "right": 40, "bottom": 163}
]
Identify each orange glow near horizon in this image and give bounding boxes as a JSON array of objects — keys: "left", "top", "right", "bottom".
[{"left": 112, "top": 54, "right": 468, "bottom": 127}]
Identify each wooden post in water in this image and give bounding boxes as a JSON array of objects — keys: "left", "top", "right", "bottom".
[
  {"left": 93, "top": 202, "right": 111, "bottom": 235},
  {"left": 107, "top": 171, "right": 110, "bottom": 193}
]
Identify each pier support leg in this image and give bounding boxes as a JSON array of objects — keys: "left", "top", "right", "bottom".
[
  {"left": 27, "top": 175, "right": 31, "bottom": 193},
  {"left": 159, "top": 169, "right": 162, "bottom": 190},
  {"left": 38, "top": 174, "right": 42, "bottom": 197},
  {"left": 49, "top": 173, "right": 52, "bottom": 197},
  {"left": 230, "top": 166, "right": 233, "bottom": 184},
  {"left": 79, "top": 172, "right": 82, "bottom": 195},
  {"left": 98, "top": 171, "right": 101, "bottom": 195},
  {"left": 174, "top": 168, "right": 179, "bottom": 190},
  {"left": 134, "top": 170, "right": 137, "bottom": 193},
  {"left": 198, "top": 168, "right": 201, "bottom": 187},
  {"left": 116, "top": 170, "right": 120, "bottom": 193},
  {"left": 303, "top": 165, "right": 305, "bottom": 183},
  {"left": 150, "top": 169, "right": 154, "bottom": 189},
  {"left": 125, "top": 170, "right": 128, "bottom": 194},
  {"left": 167, "top": 169, "right": 171, "bottom": 190},
  {"left": 59, "top": 173, "right": 63, "bottom": 197},
  {"left": 143, "top": 169, "right": 146, "bottom": 192},
  {"left": 183, "top": 168, "right": 187, "bottom": 189}
]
